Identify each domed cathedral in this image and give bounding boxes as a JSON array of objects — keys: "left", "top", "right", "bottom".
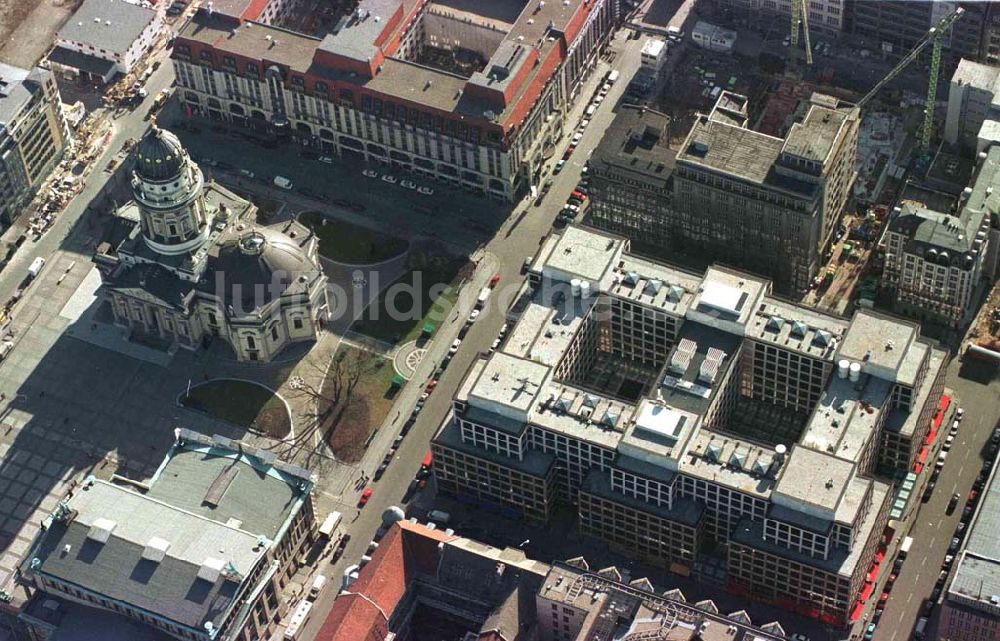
[{"left": 93, "top": 126, "right": 329, "bottom": 362}]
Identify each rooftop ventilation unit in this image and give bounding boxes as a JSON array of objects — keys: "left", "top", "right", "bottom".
[
  {"left": 644, "top": 279, "right": 662, "bottom": 296},
  {"left": 669, "top": 338, "right": 697, "bottom": 374},
  {"left": 198, "top": 557, "right": 226, "bottom": 583},
  {"left": 623, "top": 271, "right": 639, "bottom": 286},
  {"left": 790, "top": 320, "right": 808, "bottom": 339},
  {"left": 705, "top": 442, "right": 722, "bottom": 462},
  {"left": 142, "top": 537, "right": 171, "bottom": 563},
  {"left": 667, "top": 284, "right": 684, "bottom": 303},
  {"left": 601, "top": 409, "right": 620, "bottom": 428},
  {"left": 698, "top": 347, "right": 726, "bottom": 384},
  {"left": 582, "top": 394, "right": 599, "bottom": 409},
  {"left": 87, "top": 518, "right": 117, "bottom": 544},
  {"left": 728, "top": 449, "right": 746, "bottom": 471}
]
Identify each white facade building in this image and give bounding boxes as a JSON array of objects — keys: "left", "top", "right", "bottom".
[
  {"left": 640, "top": 38, "right": 668, "bottom": 74},
  {"left": 47, "top": 0, "right": 161, "bottom": 83},
  {"left": 945, "top": 59, "right": 1000, "bottom": 152}
]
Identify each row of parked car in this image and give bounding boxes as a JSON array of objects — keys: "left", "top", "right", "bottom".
[
  {"left": 862, "top": 407, "right": 989, "bottom": 640},
  {"left": 361, "top": 168, "right": 435, "bottom": 195},
  {"left": 556, "top": 173, "right": 591, "bottom": 226}
]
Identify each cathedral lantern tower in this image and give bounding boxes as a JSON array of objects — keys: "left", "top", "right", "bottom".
[{"left": 132, "top": 127, "right": 210, "bottom": 255}]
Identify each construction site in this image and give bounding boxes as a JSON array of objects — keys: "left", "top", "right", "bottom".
[{"left": 643, "top": 1, "right": 969, "bottom": 317}]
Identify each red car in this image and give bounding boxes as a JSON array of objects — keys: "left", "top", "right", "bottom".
[
  {"left": 425, "top": 380, "right": 438, "bottom": 394},
  {"left": 969, "top": 490, "right": 978, "bottom": 503},
  {"left": 571, "top": 190, "right": 587, "bottom": 201},
  {"left": 358, "top": 487, "right": 372, "bottom": 507},
  {"left": 562, "top": 148, "right": 573, "bottom": 160},
  {"left": 489, "top": 273, "right": 501, "bottom": 288}
]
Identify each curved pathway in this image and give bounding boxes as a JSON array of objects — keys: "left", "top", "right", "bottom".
[
  {"left": 176, "top": 377, "right": 296, "bottom": 441},
  {"left": 393, "top": 340, "right": 428, "bottom": 380}
]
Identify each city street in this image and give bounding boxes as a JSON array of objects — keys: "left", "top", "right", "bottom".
[
  {"left": 0, "top": 59, "right": 177, "bottom": 303},
  {"left": 871, "top": 358, "right": 1000, "bottom": 641},
  {"left": 296, "top": 27, "right": 649, "bottom": 641}
]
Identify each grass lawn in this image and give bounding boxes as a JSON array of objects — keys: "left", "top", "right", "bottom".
[
  {"left": 354, "top": 256, "right": 470, "bottom": 345},
  {"left": 298, "top": 211, "right": 408, "bottom": 264},
  {"left": 181, "top": 379, "right": 291, "bottom": 438},
  {"left": 323, "top": 346, "right": 398, "bottom": 463}
]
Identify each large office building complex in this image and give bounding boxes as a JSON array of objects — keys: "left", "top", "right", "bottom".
[
  {"left": 431, "top": 225, "right": 948, "bottom": 625},
  {"left": 881, "top": 145, "right": 998, "bottom": 328},
  {"left": 319, "top": 518, "right": 789, "bottom": 641},
  {"left": 588, "top": 91, "right": 859, "bottom": 296},
  {"left": 20, "top": 430, "right": 316, "bottom": 641},
  {"left": 0, "top": 63, "right": 69, "bottom": 228},
  {"left": 712, "top": 0, "right": 846, "bottom": 32},
  {"left": 172, "top": 0, "right": 617, "bottom": 201},
  {"left": 848, "top": 1, "right": 988, "bottom": 68},
  {"left": 940, "top": 447, "right": 1000, "bottom": 641},
  {"left": 586, "top": 104, "right": 676, "bottom": 249}
]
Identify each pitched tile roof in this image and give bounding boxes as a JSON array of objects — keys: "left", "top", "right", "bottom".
[{"left": 318, "top": 521, "right": 455, "bottom": 641}]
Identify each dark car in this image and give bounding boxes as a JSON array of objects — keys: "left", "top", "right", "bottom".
[
  {"left": 373, "top": 462, "right": 388, "bottom": 481},
  {"left": 947, "top": 493, "right": 960, "bottom": 514},
  {"left": 403, "top": 478, "right": 419, "bottom": 501},
  {"left": 949, "top": 537, "right": 961, "bottom": 553},
  {"left": 922, "top": 482, "right": 936, "bottom": 502},
  {"left": 892, "top": 557, "right": 905, "bottom": 573},
  {"left": 931, "top": 586, "right": 942, "bottom": 602},
  {"left": 922, "top": 599, "right": 935, "bottom": 617}
]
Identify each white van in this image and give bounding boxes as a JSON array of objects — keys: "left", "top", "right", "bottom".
[
  {"left": 308, "top": 575, "right": 327, "bottom": 600},
  {"left": 27, "top": 257, "right": 45, "bottom": 280},
  {"left": 585, "top": 104, "right": 597, "bottom": 117},
  {"left": 318, "top": 511, "right": 342, "bottom": 540},
  {"left": 476, "top": 286, "right": 491, "bottom": 310},
  {"left": 607, "top": 69, "right": 620, "bottom": 84},
  {"left": 273, "top": 175, "right": 293, "bottom": 190}
]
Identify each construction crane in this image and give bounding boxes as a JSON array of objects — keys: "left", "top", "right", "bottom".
[
  {"left": 856, "top": 6, "right": 965, "bottom": 151},
  {"left": 790, "top": 0, "right": 813, "bottom": 67}
]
